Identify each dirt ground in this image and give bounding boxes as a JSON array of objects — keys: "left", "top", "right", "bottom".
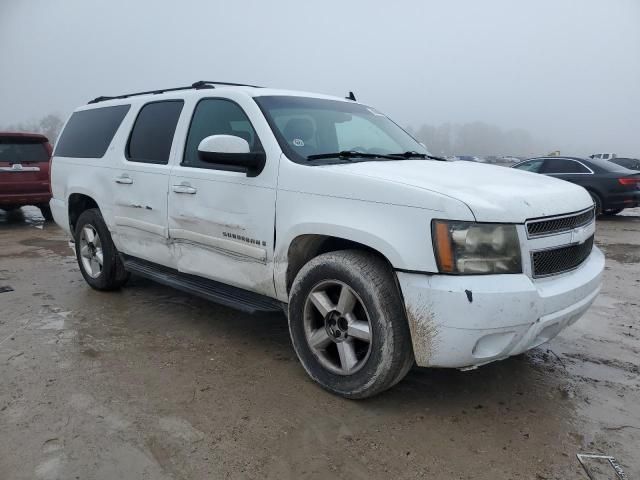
[{"left": 0, "top": 206, "right": 638, "bottom": 480}]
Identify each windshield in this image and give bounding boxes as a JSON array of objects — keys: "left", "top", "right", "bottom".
[
  {"left": 0, "top": 137, "right": 49, "bottom": 163},
  {"left": 254, "top": 96, "right": 428, "bottom": 163}
]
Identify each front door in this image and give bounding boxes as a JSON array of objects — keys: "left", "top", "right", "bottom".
[
  {"left": 168, "top": 98, "right": 278, "bottom": 297},
  {"left": 111, "top": 100, "right": 184, "bottom": 267}
]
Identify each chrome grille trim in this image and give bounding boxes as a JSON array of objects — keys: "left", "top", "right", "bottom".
[
  {"left": 530, "top": 235, "right": 594, "bottom": 278},
  {"left": 525, "top": 207, "right": 595, "bottom": 238}
]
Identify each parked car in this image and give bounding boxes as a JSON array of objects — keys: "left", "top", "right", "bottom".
[
  {"left": 609, "top": 157, "right": 640, "bottom": 171},
  {"left": 51, "top": 81, "right": 604, "bottom": 398},
  {"left": 512, "top": 156, "right": 640, "bottom": 215},
  {"left": 590, "top": 153, "right": 616, "bottom": 161},
  {"left": 0, "top": 132, "right": 53, "bottom": 219},
  {"left": 454, "top": 155, "right": 485, "bottom": 163},
  {"left": 498, "top": 156, "right": 523, "bottom": 164}
]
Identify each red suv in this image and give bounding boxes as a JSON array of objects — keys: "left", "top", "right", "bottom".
[{"left": 0, "top": 132, "right": 53, "bottom": 220}]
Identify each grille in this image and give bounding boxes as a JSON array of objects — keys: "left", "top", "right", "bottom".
[
  {"left": 532, "top": 235, "right": 594, "bottom": 278},
  {"left": 526, "top": 208, "right": 595, "bottom": 238}
]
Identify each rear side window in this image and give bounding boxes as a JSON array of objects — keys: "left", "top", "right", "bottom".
[
  {"left": 55, "top": 105, "right": 130, "bottom": 158},
  {"left": 0, "top": 137, "right": 49, "bottom": 162},
  {"left": 543, "top": 159, "right": 590, "bottom": 174},
  {"left": 127, "top": 101, "right": 184, "bottom": 164}
]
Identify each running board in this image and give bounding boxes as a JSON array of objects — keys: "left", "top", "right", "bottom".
[{"left": 122, "top": 255, "right": 284, "bottom": 314}]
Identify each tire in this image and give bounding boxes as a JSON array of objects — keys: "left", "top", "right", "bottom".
[
  {"left": 39, "top": 204, "right": 54, "bottom": 221},
  {"left": 589, "top": 192, "right": 603, "bottom": 215},
  {"left": 288, "top": 250, "right": 414, "bottom": 399},
  {"left": 74, "top": 208, "right": 129, "bottom": 291},
  {"left": 603, "top": 208, "right": 623, "bottom": 216}
]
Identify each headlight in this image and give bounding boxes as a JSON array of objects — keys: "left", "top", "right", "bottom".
[{"left": 432, "top": 220, "right": 522, "bottom": 274}]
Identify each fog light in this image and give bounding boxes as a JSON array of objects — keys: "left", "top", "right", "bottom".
[{"left": 472, "top": 331, "right": 516, "bottom": 359}]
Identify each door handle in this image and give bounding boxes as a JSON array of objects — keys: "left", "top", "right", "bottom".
[
  {"left": 172, "top": 184, "right": 197, "bottom": 194},
  {"left": 115, "top": 175, "right": 133, "bottom": 184}
]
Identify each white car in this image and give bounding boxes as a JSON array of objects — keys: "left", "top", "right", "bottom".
[
  {"left": 590, "top": 153, "right": 616, "bottom": 160},
  {"left": 50, "top": 81, "right": 604, "bottom": 398}
]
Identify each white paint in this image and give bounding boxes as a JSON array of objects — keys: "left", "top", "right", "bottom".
[
  {"left": 50, "top": 85, "right": 604, "bottom": 370},
  {"left": 198, "top": 134, "right": 250, "bottom": 154},
  {"left": 397, "top": 246, "right": 604, "bottom": 367}
]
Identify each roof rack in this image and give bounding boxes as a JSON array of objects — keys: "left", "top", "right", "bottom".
[{"left": 88, "top": 80, "right": 263, "bottom": 104}]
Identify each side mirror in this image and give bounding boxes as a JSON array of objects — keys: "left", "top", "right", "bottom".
[{"left": 197, "top": 135, "right": 266, "bottom": 177}]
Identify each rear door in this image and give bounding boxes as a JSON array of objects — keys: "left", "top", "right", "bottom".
[
  {"left": 110, "top": 100, "right": 184, "bottom": 267},
  {"left": 541, "top": 158, "right": 593, "bottom": 188},
  {"left": 0, "top": 135, "right": 51, "bottom": 200}
]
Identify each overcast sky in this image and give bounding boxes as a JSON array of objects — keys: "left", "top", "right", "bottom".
[{"left": 1, "top": 0, "right": 639, "bottom": 156}]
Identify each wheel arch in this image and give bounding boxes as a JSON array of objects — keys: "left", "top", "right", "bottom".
[
  {"left": 68, "top": 192, "right": 100, "bottom": 234},
  {"left": 582, "top": 186, "right": 604, "bottom": 212},
  {"left": 283, "top": 232, "right": 398, "bottom": 296}
]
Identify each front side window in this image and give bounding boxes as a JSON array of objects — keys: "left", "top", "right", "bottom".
[
  {"left": 254, "top": 96, "right": 427, "bottom": 164},
  {"left": 183, "top": 99, "right": 262, "bottom": 170},
  {"left": 514, "top": 159, "right": 544, "bottom": 173},
  {"left": 127, "top": 101, "right": 183, "bottom": 164},
  {"left": 543, "top": 159, "right": 589, "bottom": 174},
  {"left": 55, "top": 105, "right": 130, "bottom": 158}
]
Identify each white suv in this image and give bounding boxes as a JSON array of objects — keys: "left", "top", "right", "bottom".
[{"left": 50, "top": 81, "right": 604, "bottom": 398}]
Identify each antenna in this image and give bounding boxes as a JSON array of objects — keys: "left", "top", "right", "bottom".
[{"left": 346, "top": 91, "right": 357, "bottom": 101}]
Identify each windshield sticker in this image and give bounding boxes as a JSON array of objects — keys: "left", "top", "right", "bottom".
[{"left": 293, "top": 139, "right": 305, "bottom": 147}]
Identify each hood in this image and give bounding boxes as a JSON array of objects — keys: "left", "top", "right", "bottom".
[{"left": 321, "top": 160, "right": 593, "bottom": 223}]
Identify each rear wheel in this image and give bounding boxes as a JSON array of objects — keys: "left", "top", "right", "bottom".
[
  {"left": 288, "top": 250, "right": 414, "bottom": 399},
  {"left": 39, "top": 204, "right": 53, "bottom": 221},
  {"left": 74, "top": 208, "right": 129, "bottom": 290},
  {"left": 589, "top": 192, "right": 603, "bottom": 215}
]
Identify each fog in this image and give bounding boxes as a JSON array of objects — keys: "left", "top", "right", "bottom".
[{"left": 1, "top": 0, "right": 639, "bottom": 157}]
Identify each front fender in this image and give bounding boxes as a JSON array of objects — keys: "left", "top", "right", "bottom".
[{"left": 273, "top": 189, "right": 474, "bottom": 301}]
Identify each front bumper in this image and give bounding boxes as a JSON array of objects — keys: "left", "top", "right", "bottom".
[{"left": 397, "top": 246, "right": 604, "bottom": 368}]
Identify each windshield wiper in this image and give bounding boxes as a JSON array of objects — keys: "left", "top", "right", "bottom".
[
  {"left": 390, "top": 151, "right": 447, "bottom": 161},
  {"left": 306, "top": 151, "right": 401, "bottom": 161}
]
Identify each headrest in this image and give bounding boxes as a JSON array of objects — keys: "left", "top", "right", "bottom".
[{"left": 283, "top": 118, "right": 314, "bottom": 143}]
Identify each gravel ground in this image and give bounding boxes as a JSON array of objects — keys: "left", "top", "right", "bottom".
[{"left": 1, "top": 206, "right": 638, "bottom": 480}]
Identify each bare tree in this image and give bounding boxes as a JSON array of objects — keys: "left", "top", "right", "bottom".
[
  {"left": 4, "top": 114, "right": 65, "bottom": 144},
  {"left": 410, "top": 121, "right": 540, "bottom": 157}
]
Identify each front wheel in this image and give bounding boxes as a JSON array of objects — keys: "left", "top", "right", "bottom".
[
  {"left": 74, "top": 208, "right": 129, "bottom": 290},
  {"left": 288, "top": 250, "right": 414, "bottom": 399}
]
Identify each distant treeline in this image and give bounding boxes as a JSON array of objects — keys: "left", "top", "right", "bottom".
[
  {"left": 6, "top": 114, "right": 543, "bottom": 158},
  {"left": 407, "top": 122, "right": 542, "bottom": 157},
  {"left": 3, "top": 114, "right": 64, "bottom": 144}
]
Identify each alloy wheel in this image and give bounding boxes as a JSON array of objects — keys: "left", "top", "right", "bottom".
[
  {"left": 79, "top": 224, "right": 103, "bottom": 278},
  {"left": 303, "top": 280, "right": 373, "bottom": 375}
]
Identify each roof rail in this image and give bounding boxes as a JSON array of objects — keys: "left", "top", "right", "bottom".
[
  {"left": 192, "top": 80, "right": 263, "bottom": 89},
  {"left": 88, "top": 80, "right": 262, "bottom": 104}
]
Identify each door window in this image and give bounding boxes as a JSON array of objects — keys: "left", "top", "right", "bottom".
[
  {"left": 183, "top": 99, "right": 262, "bottom": 170},
  {"left": 543, "top": 158, "right": 590, "bottom": 174},
  {"left": 514, "top": 159, "right": 544, "bottom": 173},
  {"left": 127, "top": 101, "right": 184, "bottom": 164}
]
